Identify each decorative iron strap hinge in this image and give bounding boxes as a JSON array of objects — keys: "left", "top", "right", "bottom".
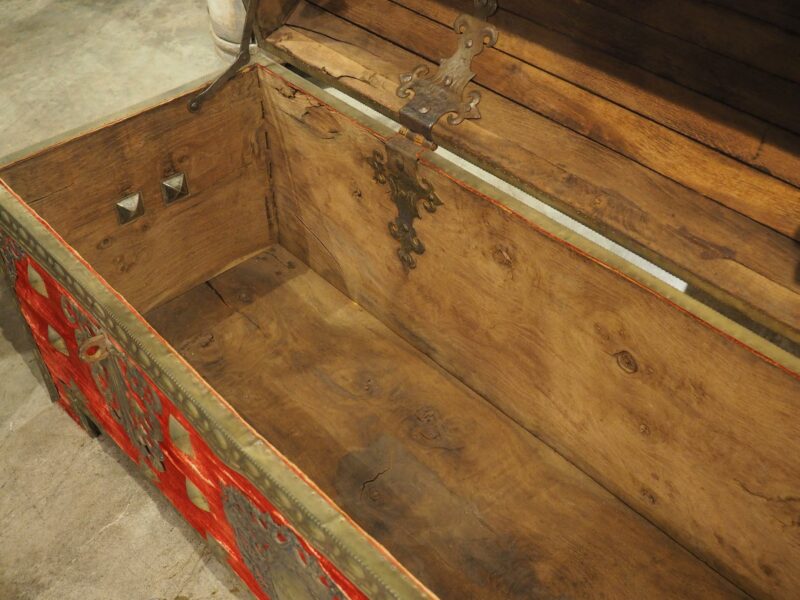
[
  {"left": 397, "top": 0, "right": 499, "bottom": 139},
  {"left": 369, "top": 129, "right": 442, "bottom": 270},
  {"left": 188, "top": 0, "right": 259, "bottom": 112},
  {"left": 377, "top": 1, "right": 498, "bottom": 267}
]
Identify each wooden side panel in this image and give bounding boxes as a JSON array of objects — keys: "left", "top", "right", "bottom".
[
  {"left": 258, "top": 67, "right": 800, "bottom": 600},
  {"left": 265, "top": 4, "right": 800, "bottom": 352},
  {"left": 0, "top": 70, "right": 273, "bottom": 313},
  {"left": 146, "top": 248, "right": 747, "bottom": 600}
]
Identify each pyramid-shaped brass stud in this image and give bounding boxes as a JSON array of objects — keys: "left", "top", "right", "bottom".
[
  {"left": 47, "top": 325, "right": 69, "bottom": 356},
  {"left": 27, "top": 263, "right": 48, "bottom": 297},
  {"left": 115, "top": 192, "right": 144, "bottom": 225},
  {"left": 161, "top": 172, "right": 189, "bottom": 205}
]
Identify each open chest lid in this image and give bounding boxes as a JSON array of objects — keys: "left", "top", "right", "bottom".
[{"left": 246, "top": 0, "right": 800, "bottom": 351}]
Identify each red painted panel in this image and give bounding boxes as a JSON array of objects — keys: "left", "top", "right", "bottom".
[{"left": 1, "top": 235, "right": 366, "bottom": 600}]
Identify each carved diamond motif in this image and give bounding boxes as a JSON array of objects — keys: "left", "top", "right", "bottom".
[
  {"left": 47, "top": 325, "right": 69, "bottom": 356},
  {"left": 27, "top": 263, "right": 48, "bottom": 296}
]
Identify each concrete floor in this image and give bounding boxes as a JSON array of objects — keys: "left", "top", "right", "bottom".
[{"left": 0, "top": 1, "right": 252, "bottom": 598}]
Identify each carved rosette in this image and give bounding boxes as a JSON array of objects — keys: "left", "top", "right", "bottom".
[
  {"left": 61, "top": 295, "right": 165, "bottom": 473},
  {"left": 223, "top": 486, "right": 345, "bottom": 600}
]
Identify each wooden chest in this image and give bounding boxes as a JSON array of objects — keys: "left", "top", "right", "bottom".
[{"left": 1, "top": 1, "right": 798, "bottom": 598}]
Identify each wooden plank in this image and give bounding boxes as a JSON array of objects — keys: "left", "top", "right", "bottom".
[
  {"left": 587, "top": 0, "right": 800, "bottom": 83},
  {"left": 257, "top": 67, "right": 800, "bottom": 599},
  {"left": 705, "top": 0, "right": 800, "bottom": 36},
  {"left": 501, "top": 0, "right": 800, "bottom": 135},
  {"left": 265, "top": 9, "right": 800, "bottom": 350},
  {"left": 0, "top": 71, "right": 274, "bottom": 312},
  {"left": 310, "top": 0, "right": 800, "bottom": 241},
  {"left": 393, "top": 0, "right": 800, "bottom": 191},
  {"left": 256, "top": 0, "right": 300, "bottom": 35},
  {"left": 146, "top": 247, "right": 748, "bottom": 600}
]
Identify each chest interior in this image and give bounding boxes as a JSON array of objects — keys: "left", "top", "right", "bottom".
[{"left": 2, "top": 2, "right": 799, "bottom": 598}]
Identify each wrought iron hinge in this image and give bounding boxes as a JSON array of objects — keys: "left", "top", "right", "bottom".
[
  {"left": 188, "top": 0, "right": 259, "bottom": 112},
  {"left": 369, "top": 130, "right": 442, "bottom": 269},
  {"left": 397, "top": 0, "right": 499, "bottom": 139}
]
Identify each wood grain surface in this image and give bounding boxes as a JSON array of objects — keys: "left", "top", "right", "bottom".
[
  {"left": 258, "top": 67, "right": 800, "bottom": 599},
  {"left": 0, "top": 71, "right": 274, "bottom": 313},
  {"left": 499, "top": 0, "right": 800, "bottom": 134},
  {"left": 585, "top": 0, "right": 800, "bottom": 83},
  {"left": 146, "top": 247, "right": 748, "bottom": 600},
  {"left": 690, "top": 0, "right": 800, "bottom": 38},
  {"left": 256, "top": 0, "right": 300, "bottom": 36}
]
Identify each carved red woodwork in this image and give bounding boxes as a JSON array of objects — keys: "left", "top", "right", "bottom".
[{"left": 1, "top": 233, "right": 366, "bottom": 600}]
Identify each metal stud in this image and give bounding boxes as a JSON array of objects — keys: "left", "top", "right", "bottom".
[
  {"left": 161, "top": 173, "right": 189, "bottom": 205},
  {"left": 115, "top": 193, "right": 144, "bottom": 225}
]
